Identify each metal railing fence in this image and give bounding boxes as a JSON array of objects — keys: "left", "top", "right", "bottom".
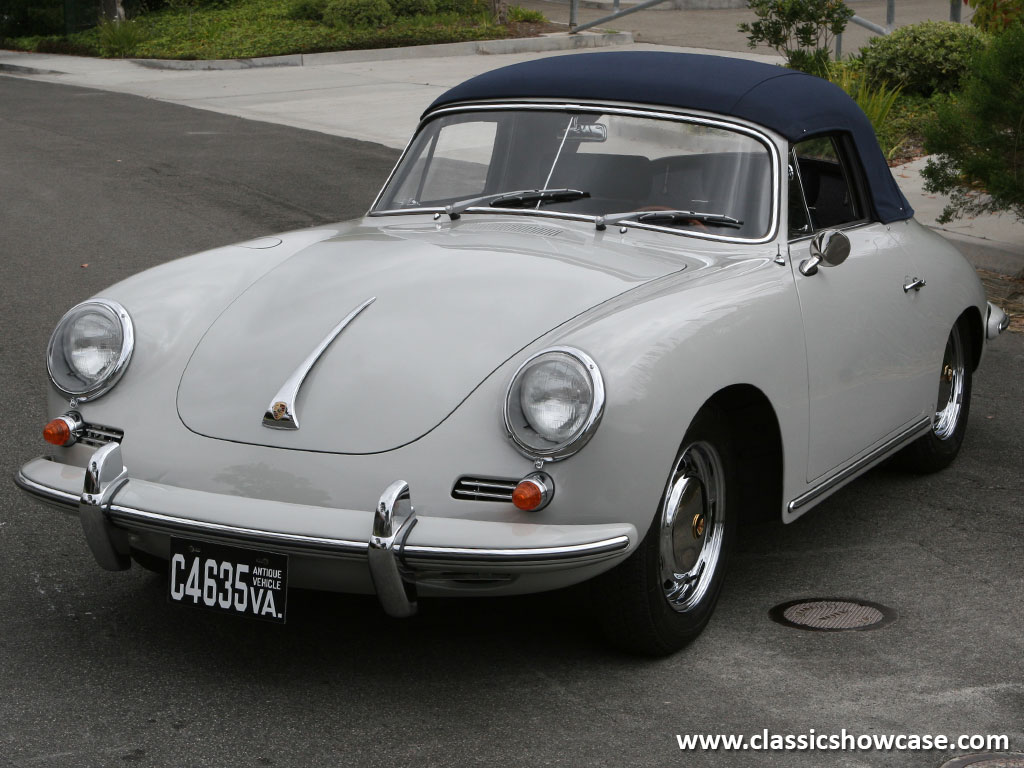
[{"left": 569, "top": 0, "right": 969, "bottom": 59}]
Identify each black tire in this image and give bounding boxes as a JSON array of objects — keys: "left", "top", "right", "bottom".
[
  {"left": 595, "top": 407, "right": 738, "bottom": 656},
  {"left": 896, "top": 322, "right": 973, "bottom": 473},
  {"left": 130, "top": 548, "right": 168, "bottom": 575}
]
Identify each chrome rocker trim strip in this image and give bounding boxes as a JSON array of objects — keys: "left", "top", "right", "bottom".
[{"left": 788, "top": 416, "right": 931, "bottom": 514}]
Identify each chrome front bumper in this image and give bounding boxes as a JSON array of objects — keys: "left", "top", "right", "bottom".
[
  {"left": 987, "top": 301, "right": 1010, "bottom": 340},
  {"left": 15, "top": 446, "right": 634, "bottom": 618}
]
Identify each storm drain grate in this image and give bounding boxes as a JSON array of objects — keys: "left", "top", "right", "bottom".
[
  {"left": 769, "top": 598, "right": 896, "bottom": 632},
  {"left": 940, "top": 755, "right": 1024, "bottom": 768}
]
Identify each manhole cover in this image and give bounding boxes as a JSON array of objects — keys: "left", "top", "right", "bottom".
[
  {"left": 769, "top": 598, "right": 896, "bottom": 631},
  {"left": 940, "top": 754, "right": 1024, "bottom": 768}
]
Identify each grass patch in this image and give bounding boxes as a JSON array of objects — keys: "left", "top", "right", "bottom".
[
  {"left": 98, "top": 19, "right": 150, "bottom": 57},
  {"left": 508, "top": 5, "right": 545, "bottom": 22},
  {"left": 2, "top": 0, "right": 550, "bottom": 59}
]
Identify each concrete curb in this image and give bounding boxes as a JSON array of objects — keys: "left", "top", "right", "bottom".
[
  {"left": 130, "top": 31, "right": 634, "bottom": 71},
  {"left": 934, "top": 229, "right": 1024, "bottom": 278},
  {"left": 0, "top": 62, "right": 65, "bottom": 75}
]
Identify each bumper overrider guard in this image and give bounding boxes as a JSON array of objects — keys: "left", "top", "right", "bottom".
[
  {"left": 15, "top": 445, "right": 634, "bottom": 618},
  {"left": 369, "top": 480, "right": 419, "bottom": 618}
]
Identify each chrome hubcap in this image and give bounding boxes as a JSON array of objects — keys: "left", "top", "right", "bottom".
[
  {"left": 934, "top": 330, "right": 965, "bottom": 440},
  {"left": 659, "top": 441, "right": 725, "bottom": 613}
]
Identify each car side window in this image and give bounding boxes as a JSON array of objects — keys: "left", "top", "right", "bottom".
[{"left": 790, "top": 135, "right": 865, "bottom": 233}]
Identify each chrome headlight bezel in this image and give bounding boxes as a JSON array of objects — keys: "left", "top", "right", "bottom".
[
  {"left": 46, "top": 299, "right": 134, "bottom": 402},
  {"left": 503, "top": 346, "right": 605, "bottom": 462}
]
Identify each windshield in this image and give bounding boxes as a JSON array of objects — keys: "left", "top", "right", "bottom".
[{"left": 373, "top": 108, "right": 775, "bottom": 240}]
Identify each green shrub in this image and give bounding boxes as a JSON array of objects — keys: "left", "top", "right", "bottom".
[
  {"left": 0, "top": 0, "right": 64, "bottom": 37},
  {"left": 738, "top": 0, "right": 852, "bottom": 74},
  {"left": 435, "top": 0, "right": 486, "bottom": 14},
  {"left": 287, "top": 0, "right": 329, "bottom": 20},
  {"left": 35, "top": 34, "right": 101, "bottom": 54},
  {"left": 390, "top": 0, "right": 437, "bottom": 16},
  {"left": 124, "top": 0, "right": 168, "bottom": 17},
  {"left": 921, "top": 23, "right": 1024, "bottom": 222},
  {"left": 786, "top": 48, "right": 831, "bottom": 75},
  {"left": 827, "top": 63, "right": 901, "bottom": 127},
  {"left": 323, "top": 0, "right": 395, "bottom": 26},
  {"left": 508, "top": 5, "right": 544, "bottom": 21},
  {"left": 858, "top": 21, "right": 989, "bottom": 97},
  {"left": 3, "top": 32, "right": 99, "bottom": 55},
  {"left": 98, "top": 18, "right": 149, "bottom": 57},
  {"left": 825, "top": 61, "right": 903, "bottom": 156},
  {"left": 4, "top": 0, "right": 510, "bottom": 59}
]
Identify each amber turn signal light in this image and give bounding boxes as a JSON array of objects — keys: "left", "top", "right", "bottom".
[
  {"left": 43, "top": 418, "right": 73, "bottom": 447},
  {"left": 513, "top": 481, "right": 542, "bottom": 510},
  {"left": 512, "top": 472, "right": 554, "bottom": 512},
  {"left": 43, "top": 414, "right": 81, "bottom": 447}
]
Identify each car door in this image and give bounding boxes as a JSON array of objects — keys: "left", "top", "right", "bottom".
[{"left": 788, "top": 135, "right": 931, "bottom": 482}]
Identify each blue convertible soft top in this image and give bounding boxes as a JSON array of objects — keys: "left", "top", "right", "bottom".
[{"left": 426, "top": 52, "right": 913, "bottom": 224}]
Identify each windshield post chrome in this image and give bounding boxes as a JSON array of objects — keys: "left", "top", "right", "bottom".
[{"left": 263, "top": 297, "right": 376, "bottom": 430}]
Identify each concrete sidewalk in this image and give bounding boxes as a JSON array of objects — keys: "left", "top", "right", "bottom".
[{"left": 2, "top": 15, "right": 1022, "bottom": 272}]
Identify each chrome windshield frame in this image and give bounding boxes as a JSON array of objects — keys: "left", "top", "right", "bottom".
[{"left": 369, "top": 101, "right": 782, "bottom": 246}]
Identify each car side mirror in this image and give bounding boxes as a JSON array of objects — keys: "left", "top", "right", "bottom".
[{"left": 799, "top": 230, "right": 850, "bottom": 276}]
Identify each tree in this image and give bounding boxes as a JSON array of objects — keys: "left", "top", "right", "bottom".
[
  {"left": 738, "top": 0, "right": 853, "bottom": 75},
  {"left": 101, "top": 0, "right": 126, "bottom": 21},
  {"left": 966, "top": 0, "right": 1023, "bottom": 32},
  {"left": 921, "top": 23, "right": 1024, "bottom": 223}
]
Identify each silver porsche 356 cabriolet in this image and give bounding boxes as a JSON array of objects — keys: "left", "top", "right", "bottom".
[{"left": 16, "top": 52, "right": 1009, "bottom": 655}]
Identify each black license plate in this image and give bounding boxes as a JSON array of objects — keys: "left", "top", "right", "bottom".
[{"left": 168, "top": 538, "right": 288, "bottom": 623}]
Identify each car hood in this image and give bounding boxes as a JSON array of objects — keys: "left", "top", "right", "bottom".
[{"left": 176, "top": 217, "right": 688, "bottom": 453}]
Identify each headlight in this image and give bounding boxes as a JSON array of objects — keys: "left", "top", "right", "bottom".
[
  {"left": 504, "top": 347, "right": 605, "bottom": 461},
  {"left": 46, "top": 299, "right": 134, "bottom": 402}
]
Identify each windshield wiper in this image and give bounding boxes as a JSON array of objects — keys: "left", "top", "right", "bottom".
[
  {"left": 444, "top": 188, "right": 589, "bottom": 220},
  {"left": 596, "top": 209, "right": 743, "bottom": 231}
]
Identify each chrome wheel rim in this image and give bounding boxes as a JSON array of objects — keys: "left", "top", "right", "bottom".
[
  {"left": 659, "top": 441, "right": 725, "bottom": 613},
  {"left": 934, "top": 329, "right": 965, "bottom": 441}
]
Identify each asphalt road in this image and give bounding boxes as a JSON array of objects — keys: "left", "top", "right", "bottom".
[{"left": 1, "top": 76, "right": 1022, "bottom": 768}]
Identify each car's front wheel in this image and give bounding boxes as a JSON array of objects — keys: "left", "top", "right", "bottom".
[
  {"left": 596, "top": 408, "right": 738, "bottom": 656},
  {"left": 897, "top": 322, "right": 973, "bottom": 473}
]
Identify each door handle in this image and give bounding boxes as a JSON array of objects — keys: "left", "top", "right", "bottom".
[{"left": 903, "top": 277, "right": 926, "bottom": 293}]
